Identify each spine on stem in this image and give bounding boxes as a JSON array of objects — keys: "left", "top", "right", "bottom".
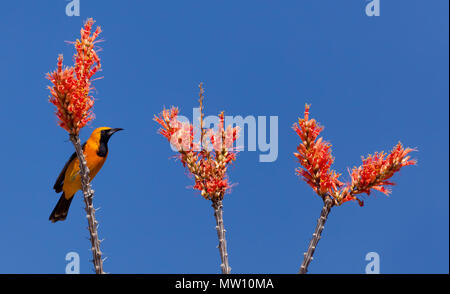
[
  {"left": 70, "top": 134, "right": 104, "bottom": 274},
  {"left": 299, "top": 195, "right": 333, "bottom": 274},
  {"left": 212, "top": 200, "right": 231, "bottom": 274}
]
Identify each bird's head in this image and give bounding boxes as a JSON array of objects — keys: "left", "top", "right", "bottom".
[{"left": 90, "top": 127, "right": 124, "bottom": 144}]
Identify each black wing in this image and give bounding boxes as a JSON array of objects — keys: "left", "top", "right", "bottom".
[{"left": 53, "top": 143, "right": 86, "bottom": 193}]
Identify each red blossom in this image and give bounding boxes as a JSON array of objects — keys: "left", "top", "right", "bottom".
[
  {"left": 293, "top": 104, "right": 342, "bottom": 197},
  {"left": 154, "top": 106, "right": 182, "bottom": 140},
  {"left": 209, "top": 112, "right": 240, "bottom": 152},
  {"left": 293, "top": 105, "right": 416, "bottom": 206},
  {"left": 338, "top": 142, "right": 417, "bottom": 206},
  {"left": 154, "top": 86, "right": 239, "bottom": 201},
  {"left": 47, "top": 18, "right": 101, "bottom": 135}
]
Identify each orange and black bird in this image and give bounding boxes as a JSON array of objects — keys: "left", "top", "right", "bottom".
[{"left": 49, "top": 127, "right": 123, "bottom": 223}]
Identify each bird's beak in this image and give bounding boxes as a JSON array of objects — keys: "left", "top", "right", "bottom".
[{"left": 108, "top": 128, "right": 124, "bottom": 136}]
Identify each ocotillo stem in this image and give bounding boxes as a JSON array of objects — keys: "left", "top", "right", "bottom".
[
  {"left": 69, "top": 134, "right": 105, "bottom": 274},
  {"left": 212, "top": 200, "right": 231, "bottom": 274},
  {"left": 299, "top": 195, "right": 334, "bottom": 274}
]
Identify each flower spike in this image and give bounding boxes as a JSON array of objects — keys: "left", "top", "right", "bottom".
[{"left": 47, "top": 18, "right": 101, "bottom": 135}]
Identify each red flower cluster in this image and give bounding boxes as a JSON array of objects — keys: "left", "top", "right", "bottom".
[
  {"left": 47, "top": 18, "right": 101, "bottom": 135},
  {"left": 293, "top": 104, "right": 342, "bottom": 197},
  {"left": 293, "top": 105, "right": 416, "bottom": 206},
  {"left": 339, "top": 142, "right": 417, "bottom": 206},
  {"left": 208, "top": 113, "right": 239, "bottom": 152},
  {"left": 154, "top": 87, "right": 240, "bottom": 201}
]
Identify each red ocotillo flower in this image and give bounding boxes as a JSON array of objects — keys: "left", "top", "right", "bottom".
[
  {"left": 153, "top": 106, "right": 180, "bottom": 140},
  {"left": 194, "top": 112, "right": 239, "bottom": 199},
  {"left": 154, "top": 83, "right": 239, "bottom": 274},
  {"left": 47, "top": 18, "right": 101, "bottom": 135},
  {"left": 338, "top": 142, "right": 417, "bottom": 206},
  {"left": 294, "top": 104, "right": 416, "bottom": 274},
  {"left": 154, "top": 94, "right": 240, "bottom": 201},
  {"left": 293, "top": 104, "right": 342, "bottom": 198}
]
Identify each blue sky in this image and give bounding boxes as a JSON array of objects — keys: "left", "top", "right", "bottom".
[{"left": 0, "top": 1, "right": 447, "bottom": 274}]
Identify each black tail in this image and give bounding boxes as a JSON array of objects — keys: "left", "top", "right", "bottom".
[{"left": 49, "top": 193, "right": 73, "bottom": 223}]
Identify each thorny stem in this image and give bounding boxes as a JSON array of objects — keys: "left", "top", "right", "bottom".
[
  {"left": 198, "top": 82, "right": 205, "bottom": 148},
  {"left": 212, "top": 199, "right": 231, "bottom": 274},
  {"left": 299, "top": 194, "right": 334, "bottom": 274},
  {"left": 69, "top": 134, "right": 105, "bottom": 274}
]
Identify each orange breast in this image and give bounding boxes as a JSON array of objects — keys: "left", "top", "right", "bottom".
[{"left": 62, "top": 140, "right": 107, "bottom": 198}]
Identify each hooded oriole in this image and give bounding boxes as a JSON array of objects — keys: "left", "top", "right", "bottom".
[{"left": 49, "top": 127, "right": 123, "bottom": 223}]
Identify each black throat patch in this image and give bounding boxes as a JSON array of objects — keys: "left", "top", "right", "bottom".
[{"left": 97, "top": 130, "right": 110, "bottom": 157}]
